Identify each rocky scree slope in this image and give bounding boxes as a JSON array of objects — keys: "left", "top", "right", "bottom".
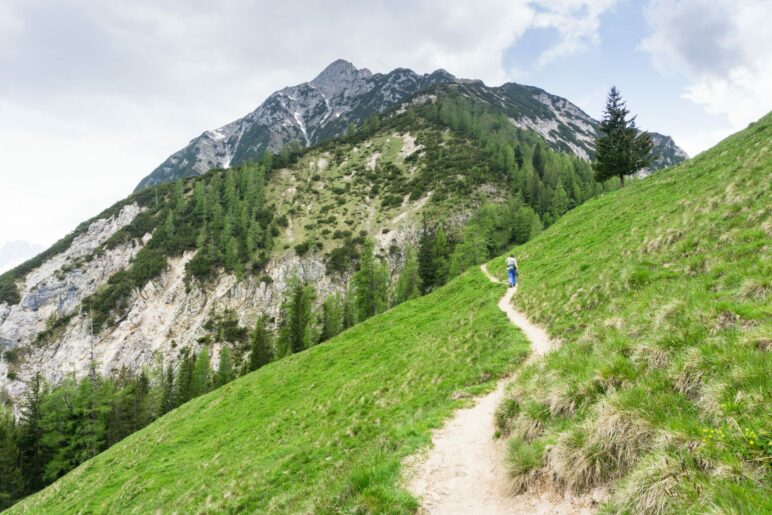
[{"left": 135, "top": 60, "right": 686, "bottom": 190}]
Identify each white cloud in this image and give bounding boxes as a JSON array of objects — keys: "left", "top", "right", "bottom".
[
  {"left": 531, "top": 0, "right": 618, "bottom": 67},
  {"left": 641, "top": 0, "right": 772, "bottom": 153},
  {"left": 0, "top": 0, "right": 619, "bottom": 248}
]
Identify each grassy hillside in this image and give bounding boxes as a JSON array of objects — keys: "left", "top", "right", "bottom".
[
  {"left": 9, "top": 269, "right": 528, "bottom": 513},
  {"left": 492, "top": 113, "right": 771, "bottom": 513}
]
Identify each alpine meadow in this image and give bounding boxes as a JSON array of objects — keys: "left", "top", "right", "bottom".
[{"left": 1, "top": 3, "right": 771, "bottom": 513}]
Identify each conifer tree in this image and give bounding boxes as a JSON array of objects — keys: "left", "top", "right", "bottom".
[
  {"left": 215, "top": 346, "right": 234, "bottom": 387},
  {"left": 172, "top": 180, "right": 185, "bottom": 216},
  {"left": 352, "top": 240, "right": 390, "bottom": 321},
  {"left": 173, "top": 350, "right": 195, "bottom": 406},
  {"left": 394, "top": 247, "right": 420, "bottom": 305},
  {"left": 431, "top": 227, "right": 450, "bottom": 287},
  {"left": 249, "top": 315, "right": 274, "bottom": 371},
  {"left": 74, "top": 372, "right": 107, "bottom": 463},
  {"left": 532, "top": 143, "right": 545, "bottom": 178},
  {"left": 278, "top": 277, "right": 316, "bottom": 355},
  {"left": 551, "top": 182, "right": 569, "bottom": 218},
  {"left": 260, "top": 151, "right": 273, "bottom": 174},
  {"left": 254, "top": 166, "right": 267, "bottom": 207},
  {"left": 190, "top": 347, "right": 211, "bottom": 398},
  {"left": 193, "top": 181, "right": 207, "bottom": 222},
  {"left": 132, "top": 371, "right": 151, "bottom": 431},
  {"left": 514, "top": 145, "right": 524, "bottom": 169},
  {"left": 342, "top": 289, "right": 356, "bottom": 329},
  {"left": 0, "top": 407, "right": 22, "bottom": 509},
  {"left": 224, "top": 172, "right": 238, "bottom": 208},
  {"left": 417, "top": 221, "right": 436, "bottom": 293},
  {"left": 17, "top": 372, "right": 46, "bottom": 494},
  {"left": 160, "top": 363, "right": 175, "bottom": 414},
  {"left": 320, "top": 294, "right": 343, "bottom": 342},
  {"left": 163, "top": 210, "right": 174, "bottom": 241},
  {"left": 593, "top": 86, "right": 653, "bottom": 187}
]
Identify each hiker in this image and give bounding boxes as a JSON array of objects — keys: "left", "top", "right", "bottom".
[{"left": 506, "top": 255, "right": 518, "bottom": 287}]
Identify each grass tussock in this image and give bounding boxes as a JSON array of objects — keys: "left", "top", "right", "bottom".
[{"left": 492, "top": 112, "right": 772, "bottom": 511}]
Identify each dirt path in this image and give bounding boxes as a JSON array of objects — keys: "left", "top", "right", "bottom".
[
  {"left": 404, "top": 265, "right": 595, "bottom": 514},
  {"left": 479, "top": 264, "right": 554, "bottom": 359}
]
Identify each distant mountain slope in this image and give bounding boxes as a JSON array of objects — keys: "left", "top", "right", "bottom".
[
  {"left": 437, "top": 80, "right": 687, "bottom": 169},
  {"left": 135, "top": 60, "right": 687, "bottom": 190},
  {"left": 134, "top": 60, "right": 455, "bottom": 190},
  {"left": 12, "top": 112, "right": 769, "bottom": 514}
]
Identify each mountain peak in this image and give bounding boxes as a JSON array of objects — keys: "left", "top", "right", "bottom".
[{"left": 311, "top": 59, "right": 372, "bottom": 91}]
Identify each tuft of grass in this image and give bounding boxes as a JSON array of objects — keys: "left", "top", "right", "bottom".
[
  {"left": 507, "top": 438, "right": 545, "bottom": 493},
  {"left": 493, "top": 112, "right": 772, "bottom": 511},
  {"left": 9, "top": 269, "right": 529, "bottom": 513}
]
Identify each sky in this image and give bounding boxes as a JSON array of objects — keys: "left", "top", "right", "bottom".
[{"left": 1, "top": 0, "right": 770, "bottom": 263}]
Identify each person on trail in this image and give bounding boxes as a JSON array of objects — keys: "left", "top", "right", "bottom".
[{"left": 506, "top": 255, "right": 518, "bottom": 288}]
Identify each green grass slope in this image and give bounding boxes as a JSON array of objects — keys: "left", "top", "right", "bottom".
[
  {"left": 10, "top": 270, "right": 528, "bottom": 513},
  {"left": 492, "top": 113, "right": 771, "bottom": 513}
]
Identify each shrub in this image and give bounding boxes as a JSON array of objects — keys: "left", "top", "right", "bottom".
[{"left": 294, "top": 242, "right": 310, "bottom": 256}]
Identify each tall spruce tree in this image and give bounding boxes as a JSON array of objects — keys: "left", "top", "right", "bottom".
[
  {"left": 342, "top": 289, "right": 356, "bottom": 329},
  {"left": 190, "top": 347, "right": 211, "bottom": 398},
  {"left": 320, "top": 294, "right": 344, "bottom": 342},
  {"left": 352, "top": 239, "right": 390, "bottom": 321},
  {"left": 160, "top": 363, "right": 175, "bottom": 414},
  {"left": 593, "top": 86, "right": 653, "bottom": 187},
  {"left": 532, "top": 143, "right": 545, "bottom": 178},
  {"left": 277, "top": 277, "right": 316, "bottom": 355},
  {"left": 249, "top": 315, "right": 274, "bottom": 371},
  {"left": 215, "top": 346, "right": 234, "bottom": 387},
  {"left": 431, "top": 227, "right": 451, "bottom": 287},
  {"left": 173, "top": 350, "right": 195, "bottom": 407},
  {"left": 417, "top": 221, "right": 436, "bottom": 293},
  {"left": 17, "top": 372, "right": 46, "bottom": 494},
  {"left": 0, "top": 407, "right": 22, "bottom": 509},
  {"left": 394, "top": 247, "right": 421, "bottom": 305}
]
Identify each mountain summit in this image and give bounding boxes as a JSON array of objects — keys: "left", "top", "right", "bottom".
[{"left": 310, "top": 59, "right": 373, "bottom": 93}]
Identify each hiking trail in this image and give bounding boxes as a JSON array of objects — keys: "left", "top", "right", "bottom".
[{"left": 404, "top": 264, "right": 596, "bottom": 514}]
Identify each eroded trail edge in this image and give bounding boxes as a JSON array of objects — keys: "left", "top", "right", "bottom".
[{"left": 403, "top": 265, "right": 594, "bottom": 514}]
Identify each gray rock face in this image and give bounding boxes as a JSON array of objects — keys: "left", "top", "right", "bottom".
[
  {"left": 135, "top": 60, "right": 454, "bottom": 190},
  {"left": 0, "top": 204, "right": 145, "bottom": 405},
  {"left": 4, "top": 249, "right": 346, "bottom": 407},
  {"left": 0, "top": 187, "right": 448, "bottom": 408}
]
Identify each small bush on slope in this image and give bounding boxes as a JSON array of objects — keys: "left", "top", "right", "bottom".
[
  {"left": 9, "top": 269, "right": 529, "bottom": 513},
  {"left": 492, "top": 113, "right": 772, "bottom": 513}
]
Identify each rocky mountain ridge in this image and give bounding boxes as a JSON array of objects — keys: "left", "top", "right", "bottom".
[
  {"left": 135, "top": 60, "right": 686, "bottom": 190},
  {"left": 135, "top": 60, "right": 455, "bottom": 190}
]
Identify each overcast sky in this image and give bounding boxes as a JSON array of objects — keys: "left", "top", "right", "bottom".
[{"left": 1, "top": 0, "right": 770, "bottom": 258}]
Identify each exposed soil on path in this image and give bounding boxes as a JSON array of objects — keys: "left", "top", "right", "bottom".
[{"left": 403, "top": 265, "right": 597, "bottom": 514}]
